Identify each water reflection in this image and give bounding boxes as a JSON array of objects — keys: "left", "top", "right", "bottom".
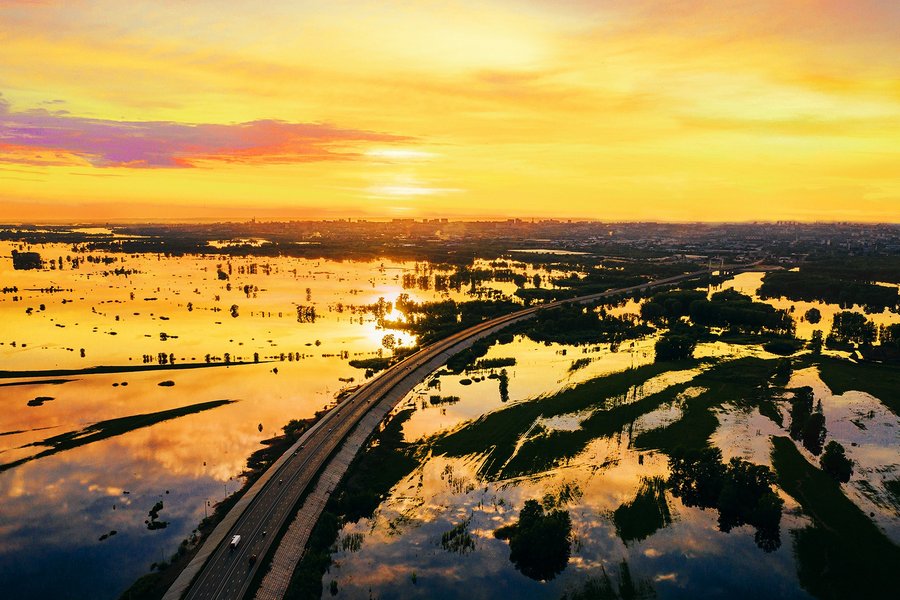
[
  {"left": 327, "top": 272, "right": 900, "bottom": 598},
  {"left": 2, "top": 242, "right": 560, "bottom": 598},
  {"left": 329, "top": 431, "right": 814, "bottom": 599},
  {"left": 3, "top": 247, "right": 897, "bottom": 598}
]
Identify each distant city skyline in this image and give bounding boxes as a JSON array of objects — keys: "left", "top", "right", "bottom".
[{"left": 1, "top": 1, "right": 899, "bottom": 222}]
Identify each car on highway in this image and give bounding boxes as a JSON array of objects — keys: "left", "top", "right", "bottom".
[{"left": 229, "top": 535, "right": 241, "bottom": 550}]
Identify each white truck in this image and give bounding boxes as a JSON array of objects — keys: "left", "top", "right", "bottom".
[{"left": 229, "top": 535, "right": 241, "bottom": 550}]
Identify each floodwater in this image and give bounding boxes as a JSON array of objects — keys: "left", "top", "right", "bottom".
[
  {"left": 0, "top": 241, "right": 572, "bottom": 599},
  {"left": 326, "top": 272, "right": 900, "bottom": 600},
  {"left": 1, "top": 244, "right": 897, "bottom": 599},
  {"left": 713, "top": 271, "right": 900, "bottom": 339}
]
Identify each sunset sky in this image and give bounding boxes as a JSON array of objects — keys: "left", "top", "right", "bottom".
[{"left": 1, "top": 0, "right": 898, "bottom": 222}]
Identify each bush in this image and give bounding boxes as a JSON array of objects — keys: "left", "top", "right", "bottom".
[{"left": 763, "top": 339, "right": 801, "bottom": 356}]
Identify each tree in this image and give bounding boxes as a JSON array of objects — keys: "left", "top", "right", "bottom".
[
  {"left": 828, "top": 311, "right": 876, "bottom": 346},
  {"left": 801, "top": 411, "right": 827, "bottom": 456},
  {"left": 667, "top": 447, "right": 783, "bottom": 552},
  {"left": 880, "top": 323, "right": 900, "bottom": 348},
  {"left": 641, "top": 290, "right": 706, "bottom": 325},
  {"left": 640, "top": 301, "right": 664, "bottom": 323},
  {"left": 494, "top": 499, "right": 571, "bottom": 581},
  {"left": 804, "top": 307, "right": 822, "bottom": 324},
  {"left": 381, "top": 334, "right": 396, "bottom": 353},
  {"left": 808, "top": 329, "right": 823, "bottom": 355},
  {"left": 499, "top": 369, "right": 510, "bottom": 402},
  {"left": 820, "top": 441, "right": 853, "bottom": 482},
  {"left": 654, "top": 332, "right": 696, "bottom": 362},
  {"left": 789, "top": 387, "right": 814, "bottom": 441}
]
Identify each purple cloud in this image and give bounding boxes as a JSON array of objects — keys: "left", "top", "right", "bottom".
[{"left": 0, "top": 97, "right": 406, "bottom": 168}]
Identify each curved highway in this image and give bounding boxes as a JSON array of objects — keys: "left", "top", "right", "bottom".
[{"left": 170, "top": 262, "right": 763, "bottom": 600}]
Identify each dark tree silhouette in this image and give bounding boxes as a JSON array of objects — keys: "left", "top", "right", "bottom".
[
  {"left": 667, "top": 447, "right": 783, "bottom": 552},
  {"left": 801, "top": 411, "right": 827, "bottom": 456},
  {"left": 654, "top": 332, "right": 696, "bottom": 362},
  {"left": 494, "top": 499, "right": 571, "bottom": 581},
  {"left": 828, "top": 311, "right": 876, "bottom": 346},
  {"left": 808, "top": 329, "right": 823, "bottom": 355},
  {"left": 498, "top": 369, "right": 510, "bottom": 402},
  {"left": 820, "top": 441, "right": 853, "bottom": 483},
  {"left": 804, "top": 307, "right": 822, "bottom": 324}
]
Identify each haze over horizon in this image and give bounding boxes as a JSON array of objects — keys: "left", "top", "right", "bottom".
[{"left": 1, "top": 1, "right": 899, "bottom": 223}]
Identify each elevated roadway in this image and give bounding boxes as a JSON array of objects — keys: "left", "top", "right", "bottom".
[{"left": 167, "top": 262, "right": 766, "bottom": 600}]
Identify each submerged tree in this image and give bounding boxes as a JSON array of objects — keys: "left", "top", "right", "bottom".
[
  {"left": 801, "top": 411, "right": 827, "bottom": 456},
  {"left": 820, "top": 441, "right": 853, "bottom": 483},
  {"left": 667, "top": 447, "right": 783, "bottom": 552},
  {"left": 790, "top": 387, "right": 827, "bottom": 455},
  {"left": 613, "top": 477, "right": 672, "bottom": 544},
  {"left": 654, "top": 331, "right": 697, "bottom": 362},
  {"left": 494, "top": 499, "right": 571, "bottom": 581},
  {"left": 773, "top": 358, "right": 792, "bottom": 385},
  {"left": 828, "top": 311, "right": 876, "bottom": 347},
  {"left": 789, "top": 387, "right": 814, "bottom": 440},
  {"left": 381, "top": 333, "right": 396, "bottom": 353},
  {"left": 808, "top": 329, "right": 823, "bottom": 355},
  {"left": 498, "top": 368, "right": 510, "bottom": 402}
]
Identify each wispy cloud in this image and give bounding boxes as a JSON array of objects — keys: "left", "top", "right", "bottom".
[{"left": 0, "top": 97, "right": 407, "bottom": 168}]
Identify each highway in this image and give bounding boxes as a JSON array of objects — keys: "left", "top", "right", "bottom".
[{"left": 171, "top": 262, "right": 763, "bottom": 600}]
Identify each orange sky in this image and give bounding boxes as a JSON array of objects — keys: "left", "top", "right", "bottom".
[{"left": 1, "top": 0, "right": 898, "bottom": 222}]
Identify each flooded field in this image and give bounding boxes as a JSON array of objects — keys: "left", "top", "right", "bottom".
[
  {"left": 0, "top": 241, "right": 575, "bottom": 599},
  {"left": 321, "top": 273, "right": 900, "bottom": 600},
  {"left": 1, "top": 239, "right": 898, "bottom": 600}
]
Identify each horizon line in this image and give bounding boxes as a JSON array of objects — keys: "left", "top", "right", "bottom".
[{"left": 2, "top": 217, "right": 898, "bottom": 227}]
